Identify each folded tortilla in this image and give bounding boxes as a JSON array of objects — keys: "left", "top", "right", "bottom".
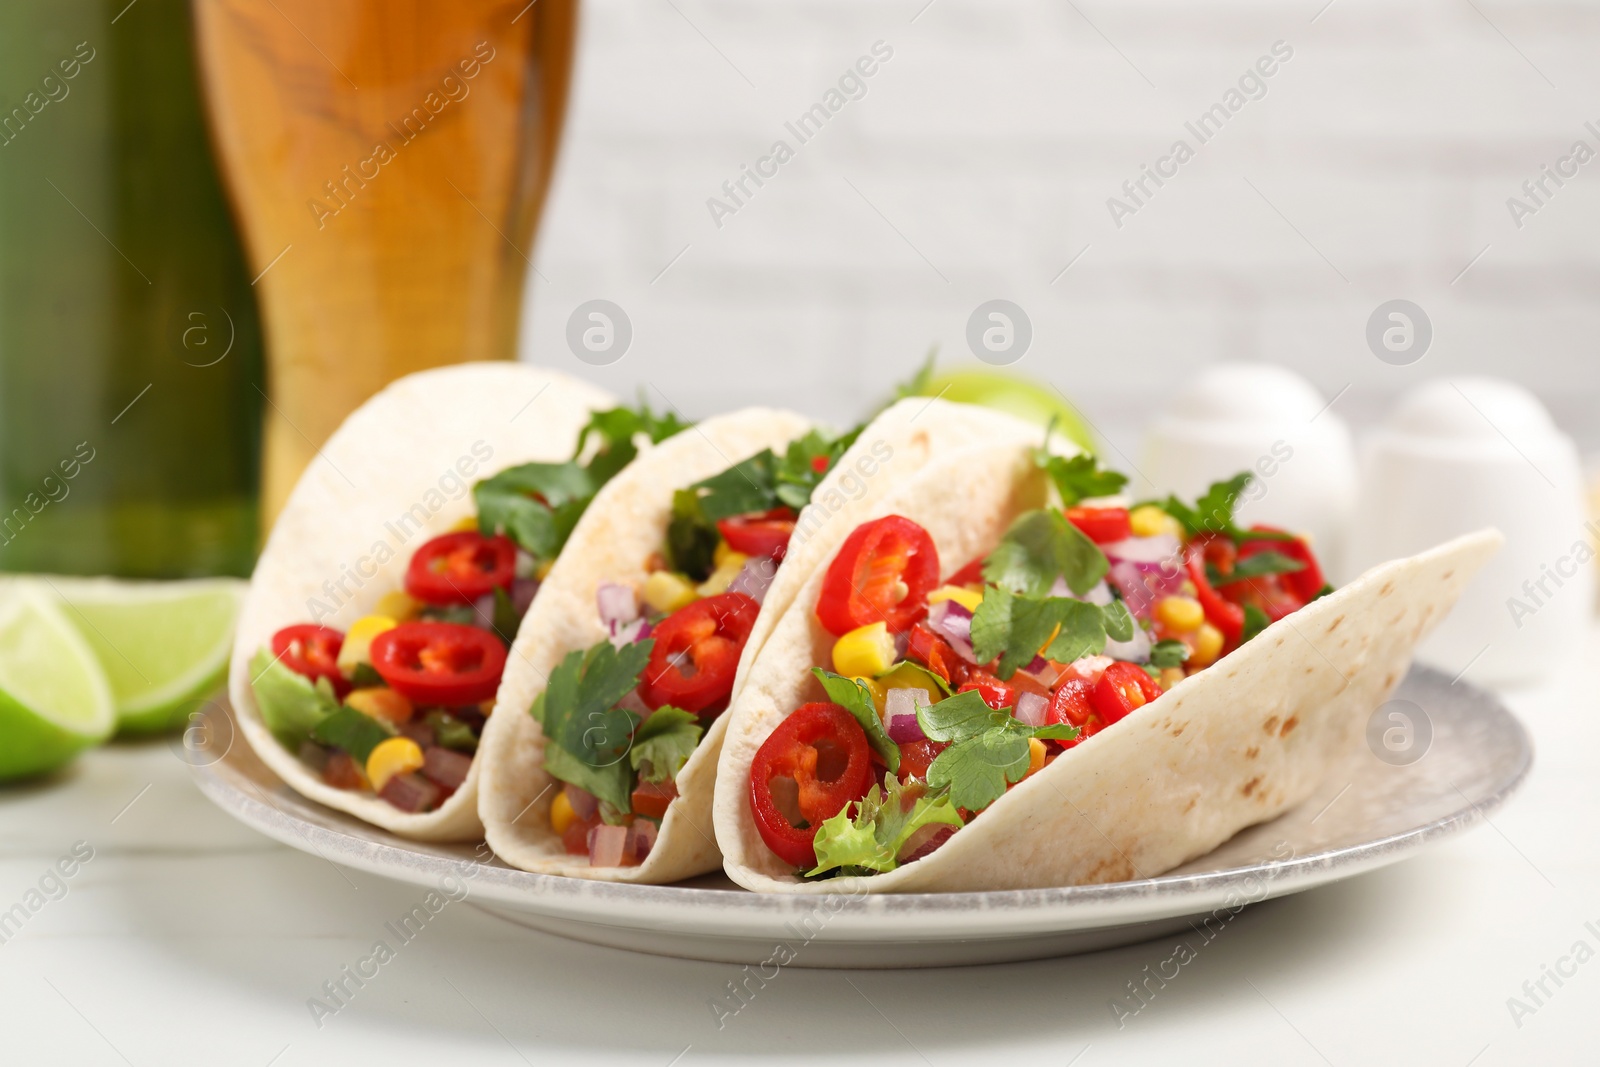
[
  {"left": 477, "top": 398, "right": 1043, "bottom": 881},
  {"left": 713, "top": 440, "right": 1503, "bottom": 892},
  {"left": 227, "top": 364, "right": 616, "bottom": 841}
]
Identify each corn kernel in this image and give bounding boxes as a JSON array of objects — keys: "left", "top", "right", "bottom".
[
  {"left": 535, "top": 559, "right": 555, "bottom": 581},
  {"left": 832, "top": 622, "right": 896, "bottom": 678},
  {"left": 1158, "top": 667, "right": 1186, "bottom": 691},
  {"left": 1190, "top": 622, "right": 1224, "bottom": 667},
  {"left": 927, "top": 585, "right": 983, "bottom": 611},
  {"left": 713, "top": 539, "right": 736, "bottom": 567},
  {"left": 1129, "top": 505, "right": 1182, "bottom": 539},
  {"left": 365, "top": 736, "right": 424, "bottom": 793},
  {"left": 375, "top": 592, "right": 422, "bottom": 622},
  {"left": 642, "top": 571, "right": 699, "bottom": 614},
  {"left": 1025, "top": 738, "right": 1047, "bottom": 777},
  {"left": 1155, "top": 596, "right": 1205, "bottom": 633},
  {"left": 450, "top": 515, "right": 480, "bottom": 532},
  {"left": 852, "top": 676, "right": 887, "bottom": 712},
  {"left": 345, "top": 686, "right": 414, "bottom": 725},
  {"left": 697, "top": 550, "right": 749, "bottom": 597},
  {"left": 549, "top": 790, "right": 577, "bottom": 835},
  {"left": 336, "top": 614, "right": 397, "bottom": 673}
]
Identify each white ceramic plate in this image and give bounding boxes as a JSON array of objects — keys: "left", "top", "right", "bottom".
[{"left": 189, "top": 664, "right": 1530, "bottom": 968}]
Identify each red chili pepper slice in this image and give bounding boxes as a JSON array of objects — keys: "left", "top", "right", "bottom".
[
  {"left": 1240, "top": 525, "right": 1327, "bottom": 604},
  {"left": 1065, "top": 506, "right": 1131, "bottom": 545},
  {"left": 958, "top": 671, "right": 1016, "bottom": 712},
  {"left": 945, "top": 558, "right": 986, "bottom": 589},
  {"left": 815, "top": 515, "right": 940, "bottom": 636},
  {"left": 404, "top": 531, "right": 518, "bottom": 606},
  {"left": 749, "top": 702, "right": 874, "bottom": 868},
  {"left": 1185, "top": 539, "right": 1245, "bottom": 647},
  {"left": 716, "top": 507, "right": 797, "bottom": 562},
  {"left": 1045, "top": 675, "right": 1099, "bottom": 749},
  {"left": 271, "top": 624, "right": 350, "bottom": 698},
  {"left": 1090, "top": 661, "right": 1164, "bottom": 726},
  {"left": 369, "top": 621, "right": 507, "bottom": 706},
  {"left": 638, "top": 592, "right": 760, "bottom": 718}
]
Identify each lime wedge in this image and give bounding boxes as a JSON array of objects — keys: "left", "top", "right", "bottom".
[
  {"left": 0, "top": 583, "right": 115, "bottom": 780},
  {"left": 915, "top": 367, "right": 1097, "bottom": 452},
  {"left": 47, "top": 577, "right": 244, "bottom": 735}
]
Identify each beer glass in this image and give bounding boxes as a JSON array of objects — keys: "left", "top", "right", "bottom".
[{"left": 192, "top": 0, "right": 578, "bottom": 524}]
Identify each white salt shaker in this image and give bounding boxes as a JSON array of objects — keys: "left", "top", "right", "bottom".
[
  {"left": 1138, "top": 363, "right": 1358, "bottom": 578},
  {"left": 1346, "top": 377, "right": 1592, "bottom": 687}
]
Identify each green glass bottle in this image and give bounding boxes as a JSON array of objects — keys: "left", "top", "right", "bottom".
[{"left": 0, "top": 0, "right": 263, "bottom": 578}]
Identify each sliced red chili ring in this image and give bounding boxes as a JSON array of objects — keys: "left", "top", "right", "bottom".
[
  {"left": 1065, "top": 506, "right": 1131, "bottom": 545},
  {"left": 638, "top": 592, "right": 760, "bottom": 718},
  {"left": 716, "top": 507, "right": 797, "bottom": 562},
  {"left": 815, "top": 515, "right": 940, "bottom": 636},
  {"left": 748, "top": 701, "right": 874, "bottom": 869},
  {"left": 369, "top": 621, "right": 507, "bottom": 706},
  {"left": 404, "top": 531, "right": 518, "bottom": 606},
  {"left": 1090, "top": 661, "right": 1164, "bottom": 726},
  {"left": 271, "top": 624, "right": 350, "bottom": 698}
]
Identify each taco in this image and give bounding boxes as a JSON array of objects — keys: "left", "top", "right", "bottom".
[
  {"left": 476, "top": 398, "right": 1042, "bottom": 881},
  {"left": 713, "top": 437, "right": 1501, "bottom": 892},
  {"left": 227, "top": 363, "right": 690, "bottom": 841}
]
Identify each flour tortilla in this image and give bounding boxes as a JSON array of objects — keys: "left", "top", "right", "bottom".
[
  {"left": 477, "top": 398, "right": 1042, "bottom": 881},
  {"left": 228, "top": 364, "right": 615, "bottom": 842},
  {"left": 713, "top": 441, "right": 1503, "bottom": 892}
]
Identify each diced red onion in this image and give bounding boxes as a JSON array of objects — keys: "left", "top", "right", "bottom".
[
  {"left": 1014, "top": 691, "right": 1048, "bottom": 727},
  {"left": 379, "top": 772, "right": 441, "bottom": 813},
  {"left": 421, "top": 745, "right": 473, "bottom": 791},
  {"left": 511, "top": 577, "right": 539, "bottom": 617},
  {"left": 610, "top": 617, "right": 653, "bottom": 648},
  {"left": 899, "top": 824, "right": 955, "bottom": 864},
  {"left": 564, "top": 784, "right": 599, "bottom": 821},
  {"left": 926, "top": 600, "right": 977, "bottom": 662},
  {"left": 627, "top": 819, "right": 658, "bottom": 862},
  {"left": 470, "top": 593, "right": 497, "bottom": 631},
  {"left": 1104, "top": 622, "right": 1152, "bottom": 664},
  {"left": 617, "top": 687, "right": 652, "bottom": 716},
  {"left": 1102, "top": 534, "right": 1182, "bottom": 565},
  {"left": 598, "top": 583, "right": 640, "bottom": 631},
  {"left": 884, "top": 687, "right": 930, "bottom": 744},
  {"left": 1109, "top": 559, "right": 1187, "bottom": 619},
  {"left": 587, "top": 824, "right": 629, "bottom": 867},
  {"left": 399, "top": 720, "right": 436, "bottom": 748},
  {"left": 728, "top": 557, "right": 778, "bottom": 604},
  {"left": 1062, "top": 655, "right": 1114, "bottom": 685}
]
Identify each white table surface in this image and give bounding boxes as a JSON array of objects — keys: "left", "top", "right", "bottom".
[{"left": 2, "top": 635, "right": 1595, "bottom": 1067}]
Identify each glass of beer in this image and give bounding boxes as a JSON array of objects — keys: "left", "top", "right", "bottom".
[{"left": 192, "top": 0, "right": 578, "bottom": 525}]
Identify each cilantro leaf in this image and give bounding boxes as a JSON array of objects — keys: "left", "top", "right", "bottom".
[
  {"left": 529, "top": 640, "right": 652, "bottom": 812},
  {"left": 1031, "top": 723, "right": 1080, "bottom": 741},
  {"left": 1100, "top": 598, "right": 1134, "bottom": 643},
  {"left": 577, "top": 402, "right": 690, "bottom": 487},
  {"left": 889, "top": 348, "right": 937, "bottom": 407},
  {"left": 774, "top": 428, "right": 859, "bottom": 512},
  {"left": 1208, "top": 550, "right": 1306, "bottom": 587},
  {"left": 311, "top": 706, "right": 394, "bottom": 765},
  {"left": 692, "top": 449, "right": 780, "bottom": 522},
  {"left": 1149, "top": 639, "right": 1191, "bottom": 669},
  {"left": 970, "top": 585, "right": 1114, "bottom": 680},
  {"left": 812, "top": 668, "right": 899, "bottom": 773},
  {"left": 808, "top": 778, "right": 963, "bottom": 876},
  {"left": 425, "top": 711, "right": 478, "bottom": 753},
  {"left": 927, "top": 729, "right": 1032, "bottom": 811},
  {"left": 982, "top": 509, "right": 1108, "bottom": 598},
  {"left": 916, "top": 688, "right": 1007, "bottom": 743},
  {"left": 1036, "top": 450, "right": 1128, "bottom": 507},
  {"left": 665, "top": 488, "right": 720, "bottom": 581},
  {"left": 249, "top": 649, "right": 339, "bottom": 750},
  {"left": 1241, "top": 604, "right": 1272, "bottom": 643},
  {"left": 490, "top": 585, "right": 520, "bottom": 646},
  {"left": 1157, "top": 473, "right": 1297, "bottom": 545},
  {"left": 629, "top": 707, "right": 702, "bottom": 784}
]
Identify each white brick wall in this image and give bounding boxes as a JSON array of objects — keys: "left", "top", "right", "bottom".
[{"left": 519, "top": 0, "right": 1600, "bottom": 451}]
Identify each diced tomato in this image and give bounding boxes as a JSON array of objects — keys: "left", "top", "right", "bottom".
[
  {"left": 815, "top": 516, "right": 939, "bottom": 636},
  {"left": 631, "top": 778, "right": 678, "bottom": 820},
  {"left": 906, "top": 624, "right": 960, "bottom": 686},
  {"left": 369, "top": 622, "right": 507, "bottom": 706},
  {"left": 271, "top": 624, "right": 350, "bottom": 698},
  {"left": 638, "top": 592, "right": 760, "bottom": 718},
  {"left": 716, "top": 507, "right": 797, "bottom": 562},
  {"left": 897, "top": 738, "right": 948, "bottom": 781},
  {"left": 1090, "top": 662, "right": 1164, "bottom": 725},
  {"left": 748, "top": 702, "right": 874, "bottom": 868},
  {"left": 1066, "top": 506, "right": 1131, "bottom": 545},
  {"left": 958, "top": 671, "right": 1015, "bottom": 711},
  {"left": 562, "top": 810, "right": 602, "bottom": 856},
  {"left": 404, "top": 531, "right": 517, "bottom": 605},
  {"left": 1045, "top": 676, "right": 1098, "bottom": 749}
]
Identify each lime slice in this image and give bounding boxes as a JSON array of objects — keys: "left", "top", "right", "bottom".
[
  {"left": 916, "top": 367, "right": 1097, "bottom": 452},
  {"left": 0, "top": 583, "right": 115, "bottom": 780},
  {"left": 47, "top": 577, "right": 245, "bottom": 735}
]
